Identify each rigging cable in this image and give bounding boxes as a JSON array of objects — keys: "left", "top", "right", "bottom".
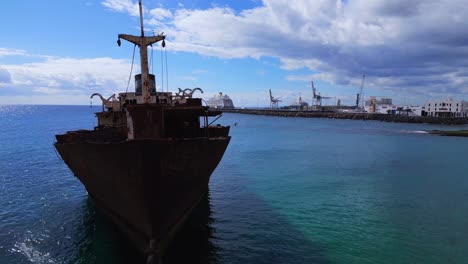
[
  {"left": 160, "top": 44, "right": 164, "bottom": 92},
  {"left": 126, "top": 44, "right": 137, "bottom": 93},
  {"left": 165, "top": 45, "right": 169, "bottom": 92}
]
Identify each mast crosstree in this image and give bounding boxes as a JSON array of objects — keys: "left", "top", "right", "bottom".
[{"left": 117, "top": 0, "right": 165, "bottom": 104}]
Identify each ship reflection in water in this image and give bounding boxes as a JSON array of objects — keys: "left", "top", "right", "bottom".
[
  {"left": 74, "top": 192, "right": 218, "bottom": 264},
  {"left": 164, "top": 192, "right": 220, "bottom": 264}
]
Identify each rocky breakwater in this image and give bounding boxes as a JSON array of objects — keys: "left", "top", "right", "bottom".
[
  {"left": 222, "top": 108, "right": 468, "bottom": 125},
  {"left": 430, "top": 130, "right": 468, "bottom": 137}
]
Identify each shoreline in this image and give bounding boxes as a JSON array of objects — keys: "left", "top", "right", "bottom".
[{"left": 221, "top": 108, "right": 468, "bottom": 125}]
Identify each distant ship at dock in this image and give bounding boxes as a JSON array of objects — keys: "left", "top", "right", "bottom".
[{"left": 206, "top": 92, "right": 235, "bottom": 109}]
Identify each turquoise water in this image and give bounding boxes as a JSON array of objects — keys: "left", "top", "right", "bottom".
[{"left": 1, "top": 105, "right": 468, "bottom": 263}]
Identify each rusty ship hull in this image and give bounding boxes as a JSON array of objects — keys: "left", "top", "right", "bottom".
[
  {"left": 55, "top": 136, "right": 230, "bottom": 256},
  {"left": 54, "top": 1, "right": 232, "bottom": 260}
]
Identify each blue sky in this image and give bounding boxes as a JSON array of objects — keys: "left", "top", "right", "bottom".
[{"left": 1, "top": 0, "right": 467, "bottom": 107}]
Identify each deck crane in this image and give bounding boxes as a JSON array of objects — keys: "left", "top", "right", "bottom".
[
  {"left": 269, "top": 89, "right": 281, "bottom": 109},
  {"left": 356, "top": 75, "right": 365, "bottom": 109},
  {"left": 311, "top": 81, "right": 331, "bottom": 109}
]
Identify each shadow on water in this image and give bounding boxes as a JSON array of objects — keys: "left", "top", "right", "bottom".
[
  {"left": 210, "top": 186, "right": 331, "bottom": 264},
  {"left": 72, "top": 188, "right": 331, "bottom": 264},
  {"left": 163, "top": 191, "right": 220, "bottom": 264},
  {"left": 164, "top": 189, "right": 331, "bottom": 264},
  {"left": 70, "top": 197, "right": 143, "bottom": 264}
]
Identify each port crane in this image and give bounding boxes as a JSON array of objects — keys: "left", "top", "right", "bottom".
[
  {"left": 356, "top": 75, "right": 365, "bottom": 109},
  {"left": 311, "top": 81, "right": 331, "bottom": 108},
  {"left": 269, "top": 89, "right": 281, "bottom": 109}
]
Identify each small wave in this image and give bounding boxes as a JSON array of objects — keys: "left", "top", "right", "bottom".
[
  {"left": 401, "top": 130, "right": 429, "bottom": 134},
  {"left": 10, "top": 241, "right": 56, "bottom": 264}
]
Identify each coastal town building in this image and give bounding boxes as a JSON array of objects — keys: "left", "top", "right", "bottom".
[
  {"left": 364, "top": 97, "right": 396, "bottom": 114},
  {"left": 362, "top": 96, "right": 468, "bottom": 117},
  {"left": 423, "top": 99, "right": 468, "bottom": 117},
  {"left": 364, "top": 104, "right": 422, "bottom": 116}
]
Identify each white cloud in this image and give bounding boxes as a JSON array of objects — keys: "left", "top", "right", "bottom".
[
  {"left": 103, "top": 0, "right": 468, "bottom": 102},
  {"left": 149, "top": 7, "right": 172, "bottom": 19},
  {"left": 7, "top": 57, "right": 130, "bottom": 91},
  {"left": 102, "top": 0, "right": 139, "bottom": 16},
  {"left": 280, "top": 58, "right": 323, "bottom": 71},
  {"left": 33, "top": 87, "right": 64, "bottom": 94},
  {"left": 0, "top": 51, "right": 134, "bottom": 104},
  {"left": 0, "top": 48, "right": 27, "bottom": 57}
]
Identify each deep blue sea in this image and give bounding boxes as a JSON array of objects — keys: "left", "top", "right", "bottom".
[{"left": 1, "top": 105, "right": 468, "bottom": 264}]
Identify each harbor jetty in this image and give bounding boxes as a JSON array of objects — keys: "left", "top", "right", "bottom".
[
  {"left": 430, "top": 130, "right": 468, "bottom": 136},
  {"left": 222, "top": 108, "right": 468, "bottom": 125}
]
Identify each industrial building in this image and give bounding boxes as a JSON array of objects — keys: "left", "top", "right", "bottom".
[{"left": 364, "top": 97, "right": 396, "bottom": 114}]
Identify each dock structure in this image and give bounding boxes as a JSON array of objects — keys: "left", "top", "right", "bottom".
[
  {"left": 269, "top": 89, "right": 281, "bottom": 109},
  {"left": 221, "top": 108, "right": 468, "bottom": 125}
]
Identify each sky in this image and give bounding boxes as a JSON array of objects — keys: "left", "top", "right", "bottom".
[{"left": 1, "top": 0, "right": 468, "bottom": 107}]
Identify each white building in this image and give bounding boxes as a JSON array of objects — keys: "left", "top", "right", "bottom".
[{"left": 424, "top": 98, "right": 468, "bottom": 117}]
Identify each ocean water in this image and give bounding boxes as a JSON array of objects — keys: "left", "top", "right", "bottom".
[{"left": 1, "top": 105, "right": 468, "bottom": 264}]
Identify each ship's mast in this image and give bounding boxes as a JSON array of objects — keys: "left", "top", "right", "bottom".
[
  {"left": 138, "top": 0, "right": 145, "bottom": 37},
  {"left": 117, "top": 0, "right": 165, "bottom": 104}
]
